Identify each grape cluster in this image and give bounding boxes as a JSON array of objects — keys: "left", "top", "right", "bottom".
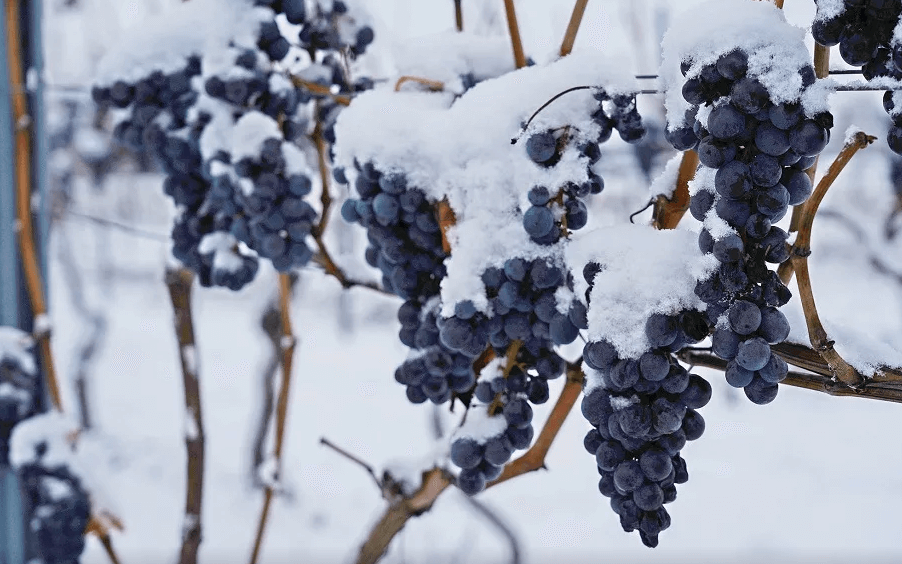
[
  {"left": 451, "top": 343, "right": 567, "bottom": 495},
  {"left": 0, "top": 330, "right": 39, "bottom": 464},
  {"left": 522, "top": 89, "right": 646, "bottom": 244},
  {"left": 93, "top": 2, "right": 376, "bottom": 290},
  {"left": 580, "top": 264, "right": 712, "bottom": 547},
  {"left": 340, "top": 163, "right": 447, "bottom": 301},
  {"left": 667, "top": 48, "right": 832, "bottom": 403},
  {"left": 18, "top": 460, "right": 91, "bottom": 563},
  {"left": 811, "top": 0, "right": 902, "bottom": 153},
  {"left": 445, "top": 257, "right": 580, "bottom": 493}
]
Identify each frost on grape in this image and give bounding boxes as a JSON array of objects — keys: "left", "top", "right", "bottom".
[
  {"left": 570, "top": 226, "right": 717, "bottom": 365},
  {"left": 333, "top": 51, "right": 639, "bottom": 315},
  {"left": 660, "top": 0, "right": 833, "bottom": 131}
]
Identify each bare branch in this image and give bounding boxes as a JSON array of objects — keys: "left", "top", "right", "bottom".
[
  {"left": 248, "top": 274, "right": 298, "bottom": 564},
  {"left": 503, "top": 0, "right": 527, "bottom": 69},
  {"left": 165, "top": 268, "right": 205, "bottom": 564},
  {"left": 459, "top": 495, "right": 521, "bottom": 564},
  {"left": 559, "top": 0, "right": 589, "bottom": 57},
  {"left": 789, "top": 131, "right": 876, "bottom": 388},
  {"left": 320, "top": 437, "right": 384, "bottom": 490},
  {"left": 454, "top": 0, "right": 463, "bottom": 31},
  {"left": 651, "top": 150, "right": 698, "bottom": 230},
  {"left": 354, "top": 361, "right": 585, "bottom": 564},
  {"left": 779, "top": 42, "right": 830, "bottom": 284},
  {"left": 679, "top": 347, "right": 902, "bottom": 404},
  {"left": 394, "top": 76, "right": 445, "bottom": 92},
  {"left": 288, "top": 76, "right": 352, "bottom": 106}
]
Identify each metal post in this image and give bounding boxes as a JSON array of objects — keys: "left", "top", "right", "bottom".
[{"left": 1, "top": 2, "right": 47, "bottom": 563}]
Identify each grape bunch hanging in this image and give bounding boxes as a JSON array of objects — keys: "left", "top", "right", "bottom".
[
  {"left": 811, "top": 0, "right": 902, "bottom": 153},
  {"left": 91, "top": 0, "right": 375, "bottom": 289}
]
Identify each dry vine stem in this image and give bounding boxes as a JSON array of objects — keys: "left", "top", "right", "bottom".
[
  {"left": 559, "top": 0, "right": 589, "bottom": 57},
  {"left": 779, "top": 43, "right": 830, "bottom": 284},
  {"left": 165, "top": 268, "right": 206, "bottom": 564},
  {"left": 354, "top": 362, "right": 585, "bottom": 564},
  {"left": 5, "top": 0, "right": 61, "bottom": 412},
  {"left": 454, "top": 0, "right": 463, "bottom": 31},
  {"left": 288, "top": 76, "right": 351, "bottom": 106},
  {"left": 248, "top": 273, "right": 297, "bottom": 564},
  {"left": 788, "top": 131, "right": 876, "bottom": 388},
  {"left": 652, "top": 149, "right": 698, "bottom": 229},
  {"left": 503, "top": 0, "right": 528, "bottom": 69},
  {"left": 394, "top": 76, "right": 445, "bottom": 92},
  {"left": 7, "top": 1, "right": 121, "bottom": 560}
]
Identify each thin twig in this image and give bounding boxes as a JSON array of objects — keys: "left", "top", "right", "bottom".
[
  {"left": 503, "top": 0, "right": 527, "bottom": 69},
  {"left": 250, "top": 295, "right": 284, "bottom": 486},
  {"left": 651, "top": 150, "right": 698, "bottom": 229},
  {"left": 394, "top": 76, "right": 445, "bottom": 93},
  {"left": 312, "top": 108, "right": 332, "bottom": 238},
  {"left": 459, "top": 495, "right": 521, "bottom": 564},
  {"left": 559, "top": 0, "right": 589, "bottom": 57},
  {"left": 288, "top": 76, "right": 352, "bottom": 106},
  {"left": 789, "top": 131, "right": 876, "bottom": 388},
  {"left": 165, "top": 268, "right": 205, "bottom": 564},
  {"left": 779, "top": 43, "right": 830, "bottom": 284},
  {"left": 248, "top": 274, "right": 298, "bottom": 564},
  {"left": 66, "top": 210, "right": 169, "bottom": 241},
  {"left": 454, "top": 0, "right": 463, "bottom": 31},
  {"left": 6, "top": 0, "right": 62, "bottom": 412}
]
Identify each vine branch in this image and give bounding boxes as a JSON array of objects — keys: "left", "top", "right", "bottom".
[
  {"left": 165, "top": 268, "right": 205, "bottom": 564},
  {"left": 6, "top": 0, "right": 61, "bottom": 412},
  {"left": 651, "top": 150, "right": 698, "bottom": 229},
  {"left": 559, "top": 0, "right": 589, "bottom": 57},
  {"left": 454, "top": 0, "right": 463, "bottom": 32},
  {"left": 394, "top": 76, "right": 445, "bottom": 92},
  {"left": 503, "top": 0, "right": 528, "bottom": 69},
  {"left": 779, "top": 42, "right": 830, "bottom": 284},
  {"left": 789, "top": 130, "right": 876, "bottom": 388},
  {"left": 248, "top": 273, "right": 298, "bottom": 564},
  {"left": 288, "top": 76, "right": 352, "bottom": 106}
]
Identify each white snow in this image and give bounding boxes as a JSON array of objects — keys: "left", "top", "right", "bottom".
[
  {"left": 199, "top": 232, "right": 245, "bottom": 273},
  {"left": 390, "top": 31, "right": 515, "bottom": 90},
  {"left": 451, "top": 407, "right": 509, "bottom": 444},
  {"left": 184, "top": 407, "right": 199, "bottom": 441},
  {"left": 648, "top": 152, "right": 683, "bottom": 199},
  {"left": 661, "top": 0, "right": 833, "bottom": 131},
  {"left": 573, "top": 225, "right": 718, "bottom": 359},
  {"left": 334, "top": 50, "right": 639, "bottom": 315},
  {"left": 230, "top": 112, "right": 283, "bottom": 163},
  {"left": 0, "top": 326, "right": 36, "bottom": 374},
  {"left": 94, "top": 0, "right": 267, "bottom": 85}
]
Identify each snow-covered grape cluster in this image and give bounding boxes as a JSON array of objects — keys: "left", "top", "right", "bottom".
[
  {"left": 580, "top": 263, "right": 711, "bottom": 548},
  {"left": 811, "top": 0, "right": 902, "bottom": 153},
  {"left": 666, "top": 43, "right": 831, "bottom": 403},
  {"left": 521, "top": 89, "right": 644, "bottom": 244},
  {"left": 0, "top": 328, "right": 40, "bottom": 463},
  {"left": 92, "top": 0, "right": 375, "bottom": 290},
  {"left": 19, "top": 461, "right": 92, "bottom": 564}
]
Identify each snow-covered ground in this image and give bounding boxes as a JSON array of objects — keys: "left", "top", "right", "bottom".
[{"left": 38, "top": 1, "right": 902, "bottom": 563}]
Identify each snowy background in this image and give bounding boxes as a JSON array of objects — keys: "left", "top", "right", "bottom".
[{"left": 41, "top": 0, "right": 902, "bottom": 563}]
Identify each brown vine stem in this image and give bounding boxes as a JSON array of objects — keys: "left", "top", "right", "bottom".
[
  {"left": 488, "top": 361, "right": 584, "bottom": 486},
  {"left": 652, "top": 150, "right": 698, "bottom": 229},
  {"left": 248, "top": 274, "right": 297, "bottom": 564},
  {"left": 394, "top": 76, "right": 445, "bottom": 93},
  {"left": 165, "top": 268, "right": 205, "bottom": 564},
  {"left": 790, "top": 131, "right": 876, "bottom": 388},
  {"left": 503, "top": 0, "right": 528, "bottom": 69},
  {"left": 680, "top": 348, "right": 902, "bottom": 404},
  {"left": 354, "top": 361, "right": 584, "bottom": 564},
  {"left": 454, "top": 0, "right": 463, "bottom": 31},
  {"left": 559, "top": 0, "right": 589, "bottom": 57},
  {"left": 779, "top": 43, "right": 830, "bottom": 284},
  {"left": 6, "top": 0, "right": 61, "bottom": 412},
  {"left": 310, "top": 114, "right": 391, "bottom": 296},
  {"left": 288, "top": 76, "right": 351, "bottom": 106},
  {"left": 437, "top": 199, "right": 456, "bottom": 254}
]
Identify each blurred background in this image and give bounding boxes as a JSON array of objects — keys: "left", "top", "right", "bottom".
[{"left": 13, "top": 0, "right": 902, "bottom": 562}]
